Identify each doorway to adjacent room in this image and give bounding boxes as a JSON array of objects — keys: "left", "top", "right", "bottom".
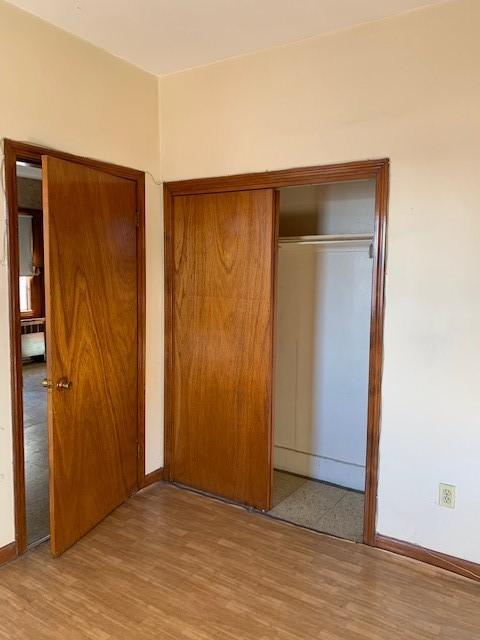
[{"left": 6, "top": 140, "right": 146, "bottom": 558}]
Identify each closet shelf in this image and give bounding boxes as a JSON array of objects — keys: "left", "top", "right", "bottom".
[{"left": 278, "top": 233, "right": 373, "bottom": 245}]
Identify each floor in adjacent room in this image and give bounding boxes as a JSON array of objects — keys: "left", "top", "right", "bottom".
[
  {"left": 0, "top": 483, "right": 478, "bottom": 639},
  {"left": 270, "top": 470, "right": 364, "bottom": 541},
  {"left": 23, "top": 361, "right": 49, "bottom": 545}
]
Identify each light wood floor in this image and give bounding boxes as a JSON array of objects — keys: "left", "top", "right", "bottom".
[{"left": 0, "top": 484, "right": 478, "bottom": 640}]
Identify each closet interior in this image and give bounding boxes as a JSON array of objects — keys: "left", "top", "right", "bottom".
[{"left": 269, "top": 179, "right": 376, "bottom": 541}]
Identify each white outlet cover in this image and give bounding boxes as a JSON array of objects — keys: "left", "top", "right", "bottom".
[{"left": 439, "top": 483, "right": 456, "bottom": 509}]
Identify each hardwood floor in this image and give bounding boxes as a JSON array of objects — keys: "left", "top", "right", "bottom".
[{"left": 0, "top": 484, "right": 478, "bottom": 639}]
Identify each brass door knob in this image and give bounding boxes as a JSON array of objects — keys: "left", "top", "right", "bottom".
[
  {"left": 56, "top": 378, "right": 73, "bottom": 391},
  {"left": 42, "top": 379, "right": 53, "bottom": 390}
]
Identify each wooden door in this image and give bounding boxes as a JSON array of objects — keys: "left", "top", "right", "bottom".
[
  {"left": 171, "top": 189, "right": 277, "bottom": 510},
  {"left": 42, "top": 156, "right": 138, "bottom": 556}
]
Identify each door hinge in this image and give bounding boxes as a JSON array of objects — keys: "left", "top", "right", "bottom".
[{"left": 136, "top": 211, "right": 140, "bottom": 227}]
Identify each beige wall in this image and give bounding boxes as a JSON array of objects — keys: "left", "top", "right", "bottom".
[
  {"left": 1, "top": 0, "right": 478, "bottom": 565},
  {"left": 160, "top": 0, "right": 480, "bottom": 563},
  {"left": 0, "top": 0, "right": 163, "bottom": 547}
]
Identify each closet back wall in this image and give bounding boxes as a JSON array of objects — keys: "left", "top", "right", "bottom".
[
  {"left": 160, "top": 0, "right": 480, "bottom": 563},
  {"left": 275, "top": 182, "right": 375, "bottom": 491}
]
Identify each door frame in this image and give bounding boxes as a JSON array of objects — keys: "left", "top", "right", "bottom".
[
  {"left": 4, "top": 139, "right": 147, "bottom": 556},
  {"left": 163, "top": 158, "right": 389, "bottom": 546}
]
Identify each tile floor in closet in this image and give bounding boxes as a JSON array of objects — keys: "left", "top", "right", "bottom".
[{"left": 269, "top": 470, "right": 364, "bottom": 541}]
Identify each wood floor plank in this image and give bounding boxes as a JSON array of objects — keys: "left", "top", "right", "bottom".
[{"left": 0, "top": 484, "right": 478, "bottom": 639}]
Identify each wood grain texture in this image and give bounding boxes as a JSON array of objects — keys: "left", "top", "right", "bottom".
[
  {"left": 0, "top": 543, "right": 16, "bottom": 567},
  {"left": 5, "top": 140, "right": 147, "bottom": 556},
  {"left": 165, "top": 159, "right": 389, "bottom": 195},
  {"left": 135, "top": 173, "right": 147, "bottom": 488},
  {"left": 172, "top": 190, "right": 276, "bottom": 510},
  {"left": 141, "top": 468, "right": 164, "bottom": 487},
  {"left": 163, "top": 183, "right": 174, "bottom": 482},
  {"left": 363, "top": 160, "right": 389, "bottom": 545},
  {"left": 375, "top": 534, "right": 480, "bottom": 583},
  {"left": 5, "top": 139, "right": 144, "bottom": 182},
  {"left": 0, "top": 484, "right": 478, "bottom": 640},
  {"left": 42, "top": 156, "right": 139, "bottom": 556},
  {"left": 164, "top": 159, "right": 389, "bottom": 543}
]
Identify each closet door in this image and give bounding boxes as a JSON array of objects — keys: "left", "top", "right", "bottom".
[{"left": 172, "top": 190, "right": 276, "bottom": 510}]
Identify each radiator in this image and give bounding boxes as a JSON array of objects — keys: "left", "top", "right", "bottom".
[{"left": 21, "top": 318, "right": 46, "bottom": 360}]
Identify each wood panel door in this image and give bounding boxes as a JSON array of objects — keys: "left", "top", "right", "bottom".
[
  {"left": 42, "top": 156, "right": 139, "bottom": 556},
  {"left": 171, "top": 189, "right": 277, "bottom": 510}
]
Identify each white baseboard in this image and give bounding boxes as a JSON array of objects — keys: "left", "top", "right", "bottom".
[{"left": 274, "top": 446, "right": 365, "bottom": 491}]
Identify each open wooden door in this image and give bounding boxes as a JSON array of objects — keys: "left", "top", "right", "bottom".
[
  {"left": 171, "top": 189, "right": 277, "bottom": 510},
  {"left": 42, "top": 156, "right": 139, "bottom": 556}
]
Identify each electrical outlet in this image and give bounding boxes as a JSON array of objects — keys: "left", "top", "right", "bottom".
[{"left": 439, "top": 483, "right": 456, "bottom": 509}]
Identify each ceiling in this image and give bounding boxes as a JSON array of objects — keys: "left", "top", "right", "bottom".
[{"left": 8, "top": 0, "right": 445, "bottom": 76}]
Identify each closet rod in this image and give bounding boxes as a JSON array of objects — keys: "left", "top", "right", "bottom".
[{"left": 278, "top": 233, "right": 373, "bottom": 245}]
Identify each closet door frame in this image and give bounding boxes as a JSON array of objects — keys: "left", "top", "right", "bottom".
[{"left": 164, "top": 158, "right": 389, "bottom": 546}]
